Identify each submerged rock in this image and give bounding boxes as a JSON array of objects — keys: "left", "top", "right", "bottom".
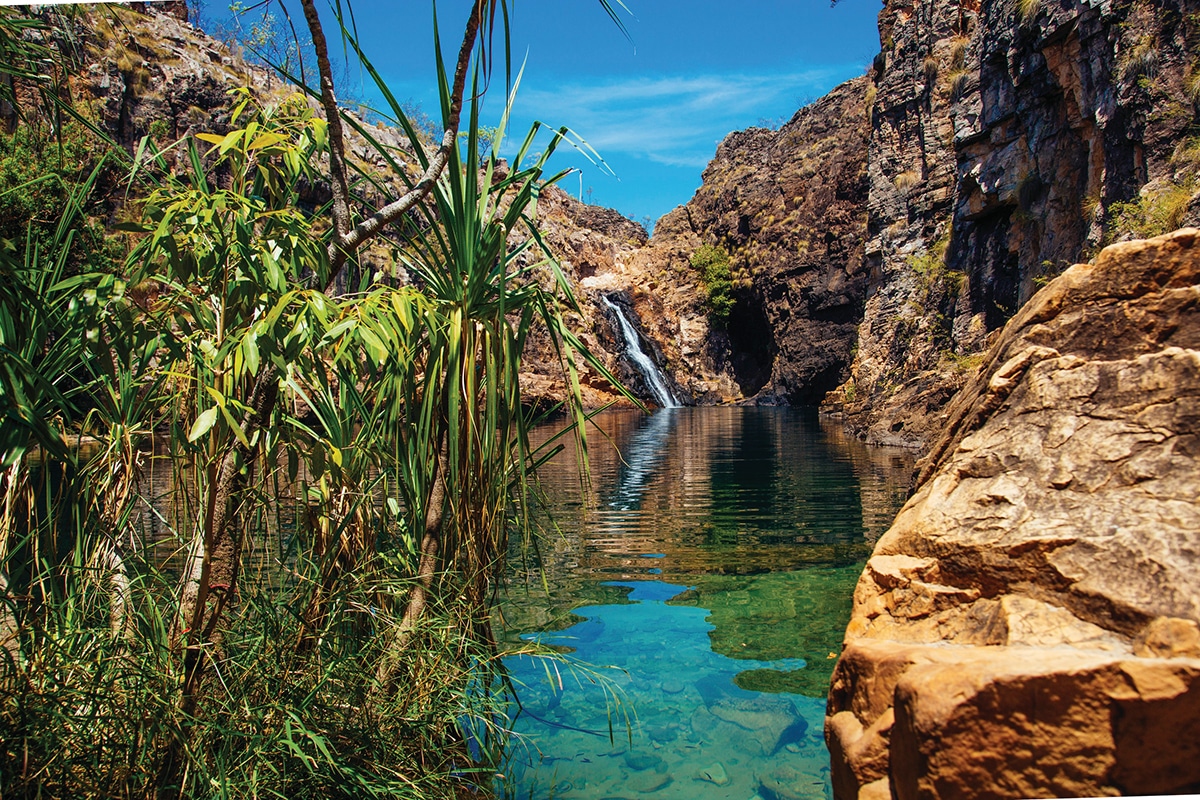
[
  {"left": 759, "top": 764, "right": 831, "bottom": 800},
  {"left": 624, "top": 769, "right": 671, "bottom": 794},
  {"left": 622, "top": 751, "right": 666, "bottom": 773},
  {"left": 692, "top": 673, "right": 808, "bottom": 756},
  {"left": 826, "top": 230, "right": 1200, "bottom": 798},
  {"left": 698, "top": 761, "right": 730, "bottom": 786}
]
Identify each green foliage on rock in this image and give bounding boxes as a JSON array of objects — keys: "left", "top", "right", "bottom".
[
  {"left": 1105, "top": 182, "right": 1194, "bottom": 242},
  {"left": 906, "top": 230, "right": 962, "bottom": 302},
  {"left": 690, "top": 243, "right": 735, "bottom": 321},
  {"left": 0, "top": 111, "right": 123, "bottom": 276}
]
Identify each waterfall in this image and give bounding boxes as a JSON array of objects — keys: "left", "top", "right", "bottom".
[{"left": 601, "top": 295, "right": 678, "bottom": 408}]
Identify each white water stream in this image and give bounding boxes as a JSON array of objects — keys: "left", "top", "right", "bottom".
[{"left": 601, "top": 295, "right": 678, "bottom": 408}]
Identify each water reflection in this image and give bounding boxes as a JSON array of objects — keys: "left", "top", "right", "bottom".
[
  {"left": 502, "top": 408, "right": 914, "bottom": 800},
  {"left": 606, "top": 408, "right": 678, "bottom": 511},
  {"left": 512, "top": 408, "right": 911, "bottom": 589}
]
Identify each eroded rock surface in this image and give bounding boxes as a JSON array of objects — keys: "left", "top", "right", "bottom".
[
  {"left": 830, "top": 0, "right": 1200, "bottom": 448},
  {"left": 580, "top": 0, "right": 1200, "bottom": 424},
  {"left": 826, "top": 230, "right": 1200, "bottom": 799}
]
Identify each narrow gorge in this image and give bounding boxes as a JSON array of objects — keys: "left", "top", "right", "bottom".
[
  {"left": 554, "top": 0, "right": 1200, "bottom": 447},
  {"left": 3, "top": 0, "right": 1198, "bottom": 796},
  {"left": 535, "top": 0, "right": 1200, "bottom": 794}
]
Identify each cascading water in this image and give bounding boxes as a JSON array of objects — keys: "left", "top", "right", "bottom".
[{"left": 600, "top": 295, "right": 678, "bottom": 408}]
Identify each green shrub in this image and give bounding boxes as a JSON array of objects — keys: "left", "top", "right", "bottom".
[
  {"left": 690, "top": 243, "right": 735, "bottom": 321},
  {"left": 1, "top": 118, "right": 104, "bottom": 231},
  {"left": 148, "top": 117, "right": 169, "bottom": 141},
  {"left": 940, "top": 349, "right": 985, "bottom": 374},
  {"left": 907, "top": 231, "right": 962, "bottom": 299},
  {"left": 1186, "top": 68, "right": 1200, "bottom": 105},
  {"left": 0, "top": 115, "right": 123, "bottom": 275}
]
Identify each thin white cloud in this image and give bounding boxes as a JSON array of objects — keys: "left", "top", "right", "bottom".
[{"left": 510, "top": 66, "right": 859, "bottom": 168}]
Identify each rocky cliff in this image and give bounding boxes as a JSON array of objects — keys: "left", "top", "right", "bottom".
[
  {"left": 75, "top": 5, "right": 269, "bottom": 152},
  {"left": 595, "top": 0, "right": 1200, "bottom": 438},
  {"left": 51, "top": 0, "right": 1200, "bottom": 424},
  {"left": 518, "top": 182, "right": 655, "bottom": 409},
  {"left": 579, "top": 76, "right": 873, "bottom": 407},
  {"left": 832, "top": 0, "right": 1200, "bottom": 446},
  {"left": 825, "top": 228, "right": 1200, "bottom": 799}
]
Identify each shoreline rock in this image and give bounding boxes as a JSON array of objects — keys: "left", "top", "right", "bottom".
[{"left": 825, "top": 229, "right": 1200, "bottom": 798}]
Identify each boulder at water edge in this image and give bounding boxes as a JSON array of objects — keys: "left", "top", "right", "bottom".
[{"left": 825, "top": 229, "right": 1200, "bottom": 799}]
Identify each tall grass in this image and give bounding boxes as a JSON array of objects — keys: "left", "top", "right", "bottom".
[{"left": 1, "top": 3, "right": 632, "bottom": 796}]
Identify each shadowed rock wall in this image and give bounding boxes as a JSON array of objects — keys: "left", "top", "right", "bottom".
[
  {"left": 585, "top": 77, "right": 874, "bottom": 406},
  {"left": 592, "top": 0, "right": 1200, "bottom": 428},
  {"left": 832, "top": 0, "right": 1200, "bottom": 447}
]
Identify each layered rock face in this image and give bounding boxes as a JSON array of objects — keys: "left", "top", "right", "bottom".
[
  {"left": 825, "top": 229, "right": 1200, "bottom": 799},
  {"left": 79, "top": 6, "right": 266, "bottom": 150},
  {"left": 832, "top": 0, "right": 1200, "bottom": 447},
  {"left": 518, "top": 182, "right": 655, "bottom": 409},
  {"left": 590, "top": 0, "right": 1200, "bottom": 424},
  {"left": 584, "top": 77, "right": 873, "bottom": 405},
  {"left": 662, "top": 76, "right": 873, "bottom": 405}
]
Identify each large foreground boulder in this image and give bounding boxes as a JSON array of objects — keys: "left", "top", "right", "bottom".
[{"left": 826, "top": 229, "right": 1200, "bottom": 799}]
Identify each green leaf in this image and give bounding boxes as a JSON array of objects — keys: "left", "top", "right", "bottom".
[
  {"left": 203, "top": 386, "right": 227, "bottom": 408},
  {"left": 221, "top": 405, "right": 251, "bottom": 449},
  {"left": 248, "top": 132, "right": 286, "bottom": 150},
  {"left": 218, "top": 129, "right": 245, "bottom": 155},
  {"left": 243, "top": 332, "right": 261, "bottom": 375},
  {"left": 359, "top": 326, "right": 387, "bottom": 366},
  {"left": 188, "top": 407, "right": 219, "bottom": 442}
]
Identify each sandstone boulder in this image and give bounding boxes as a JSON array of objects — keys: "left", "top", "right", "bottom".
[{"left": 826, "top": 229, "right": 1200, "bottom": 799}]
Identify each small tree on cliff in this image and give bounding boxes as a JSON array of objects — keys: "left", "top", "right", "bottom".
[{"left": 691, "top": 242, "right": 736, "bottom": 321}]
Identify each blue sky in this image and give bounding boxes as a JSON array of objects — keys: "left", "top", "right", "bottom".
[{"left": 223, "top": 0, "right": 883, "bottom": 226}]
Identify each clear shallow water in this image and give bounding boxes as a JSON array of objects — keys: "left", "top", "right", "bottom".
[{"left": 500, "top": 408, "right": 914, "bottom": 800}]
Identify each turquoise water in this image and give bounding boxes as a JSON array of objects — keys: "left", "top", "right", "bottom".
[{"left": 501, "top": 408, "right": 913, "bottom": 800}]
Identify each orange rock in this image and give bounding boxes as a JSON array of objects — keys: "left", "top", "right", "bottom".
[{"left": 826, "top": 230, "right": 1200, "bottom": 798}]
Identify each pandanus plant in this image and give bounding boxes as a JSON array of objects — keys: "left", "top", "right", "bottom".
[{"left": 1, "top": 1, "right": 635, "bottom": 794}]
